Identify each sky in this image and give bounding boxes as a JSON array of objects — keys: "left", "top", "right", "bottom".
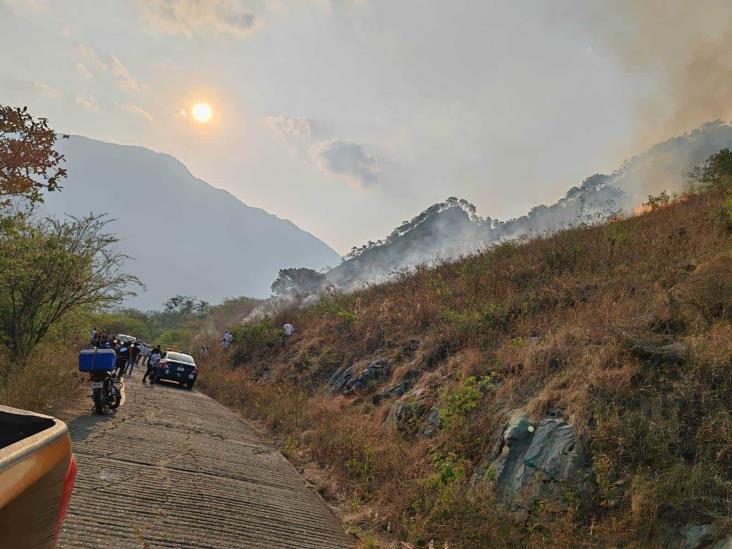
[{"left": 1, "top": 0, "right": 730, "bottom": 254}]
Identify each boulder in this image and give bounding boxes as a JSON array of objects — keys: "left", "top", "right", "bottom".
[
  {"left": 328, "top": 358, "right": 392, "bottom": 395},
  {"left": 476, "top": 410, "right": 586, "bottom": 511}
]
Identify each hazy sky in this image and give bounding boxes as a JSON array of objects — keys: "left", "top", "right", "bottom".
[{"left": 1, "top": 1, "right": 729, "bottom": 253}]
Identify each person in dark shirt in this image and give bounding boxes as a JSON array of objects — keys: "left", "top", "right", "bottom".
[
  {"left": 126, "top": 343, "right": 140, "bottom": 376},
  {"left": 115, "top": 341, "right": 129, "bottom": 379}
]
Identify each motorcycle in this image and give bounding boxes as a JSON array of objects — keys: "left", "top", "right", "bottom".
[{"left": 89, "top": 370, "right": 123, "bottom": 415}]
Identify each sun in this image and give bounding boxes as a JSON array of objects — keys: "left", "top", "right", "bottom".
[{"left": 191, "top": 102, "right": 213, "bottom": 123}]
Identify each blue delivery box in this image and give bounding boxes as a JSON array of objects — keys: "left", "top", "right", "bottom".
[{"left": 79, "top": 348, "right": 117, "bottom": 372}]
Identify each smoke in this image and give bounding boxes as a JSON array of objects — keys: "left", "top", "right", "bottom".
[{"left": 587, "top": 1, "right": 732, "bottom": 142}]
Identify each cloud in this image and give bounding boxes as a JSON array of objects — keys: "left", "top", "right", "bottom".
[
  {"left": 137, "top": 0, "right": 261, "bottom": 38},
  {"left": 120, "top": 104, "right": 153, "bottom": 122},
  {"left": 109, "top": 55, "right": 140, "bottom": 92},
  {"left": 75, "top": 43, "right": 107, "bottom": 73},
  {"left": 74, "top": 44, "right": 140, "bottom": 92},
  {"left": 75, "top": 63, "right": 93, "bottom": 80},
  {"left": 262, "top": 115, "right": 312, "bottom": 152},
  {"left": 309, "top": 139, "right": 379, "bottom": 187},
  {"left": 76, "top": 94, "right": 100, "bottom": 112},
  {"left": 33, "top": 82, "right": 63, "bottom": 99}
]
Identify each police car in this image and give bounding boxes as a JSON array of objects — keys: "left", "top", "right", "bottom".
[{"left": 158, "top": 350, "right": 198, "bottom": 390}]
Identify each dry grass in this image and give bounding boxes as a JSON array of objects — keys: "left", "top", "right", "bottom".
[
  {"left": 198, "top": 190, "right": 732, "bottom": 547},
  {"left": 0, "top": 341, "right": 86, "bottom": 413}
]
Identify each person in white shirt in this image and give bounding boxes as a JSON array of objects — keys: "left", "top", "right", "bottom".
[
  {"left": 221, "top": 331, "right": 233, "bottom": 350},
  {"left": 143, "top": 346, "right": 162, "bottom": 384},
  {"left": 281, "top": 323, "right": 295, "bottom": 348}
]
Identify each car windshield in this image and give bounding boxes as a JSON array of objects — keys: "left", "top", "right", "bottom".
[{"left": 166, "top": 352, "right": 195, "bottom": 365}]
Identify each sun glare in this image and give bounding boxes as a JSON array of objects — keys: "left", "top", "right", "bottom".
[{"left": 191, "top": 102, "right": 213, "bottom": 123}]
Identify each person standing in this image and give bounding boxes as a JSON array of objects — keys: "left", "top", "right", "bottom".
[
  {"left": 126, "top": 343, "right": 140, "bottom": 376},
  {"left": 142, "top": 346, "right": 162, "bottom": 384},
  {"left": 281, "top": 322, "right": 295, "bottom": 348},
  {"left": 138, "top": 343, "right": 149, "bottom": 367},
  {"left": 114, "top": 340, "right": 129, "bottom": 379}
]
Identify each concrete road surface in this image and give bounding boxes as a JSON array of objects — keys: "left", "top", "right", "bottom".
[{"left": 58, "top": 369, "right": 352, "bottom": 548}]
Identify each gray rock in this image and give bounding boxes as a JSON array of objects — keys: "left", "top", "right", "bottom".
[
  {"left": 372, "top": 370, "right": 418, "bottom": 404},
  {"left": 630, "top": 339, "right": 688, "bottom": 364},
  {"left": 386, "top": 399, "right": 428, "bottom": 435},
  {"left": 679, "top": 523, "right": 721, "bottom": 549},
  {"left": 328, "top": 358, "right": 392, "bottom": 395},
  {"left": 327, "top": 365, "right": 354, "bottom": 394},
  {"left": 419, "top": 407, "right": 441, "bottom": 438},
  {"left": 477, "top": 410, "right": 585, "bottom": 510}
]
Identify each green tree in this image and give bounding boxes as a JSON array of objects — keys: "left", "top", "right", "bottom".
[
  {"left": 0, "top": 214, "right": 140, "bottom": 367},
  {"left": 271, "top": 267, "right": 326, "bottom": 296}
]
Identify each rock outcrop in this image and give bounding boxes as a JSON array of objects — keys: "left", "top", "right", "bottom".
[
  {"left": 419, "top": 407, "right": 441, "bottom": 438},
  {"left": 475, "top": 410, "right": 586, "bottom": 512},
  {"left": 386, "top": 398, "right": 429, "bottom": 436},
  {"left": 630, "top": 339, "right": 689, "bottom": 365},
  {"left": 328, "top": 358, "right": 392, "bottom": 395}
]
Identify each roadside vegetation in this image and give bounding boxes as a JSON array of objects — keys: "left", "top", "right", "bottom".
[
  {"left": 192, "top": 152, "right": 732, "bottom": 547},
  {"left": 0, "top": 105, "right": 138, "bottom": 411}
]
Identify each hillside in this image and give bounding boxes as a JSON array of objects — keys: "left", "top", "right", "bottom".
[
  {"left": 41, "top": 136, "right": 340, "bottom": 309},
  {"left": 329, "top": 120, "right": 732, "bottom": 289},
  {"left": 196, "top": 171, "right": 732, "bottom": 547}
]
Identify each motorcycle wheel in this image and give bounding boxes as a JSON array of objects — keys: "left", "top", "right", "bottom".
[
  {"left": 109, "top": 385, "right": 122, "bottom": 409},
  {"left": 93, "top": 388, "right": 106, "bottom": 415}
]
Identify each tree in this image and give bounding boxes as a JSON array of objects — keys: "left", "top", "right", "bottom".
[
  {"left": 271, "top": 267, "right": 326, "bottom": 296},
  {"left": 162, "top": 295, "right": 210, "bottom": 319},
  {"left": 0, "top": 214, "right": 140, "bottom": 365},
  {"left": 690, "top": 148, "right": 732, "bottom": 190},
  {"left": 0, "top": 105, "right": 67, "bottom": 206}
]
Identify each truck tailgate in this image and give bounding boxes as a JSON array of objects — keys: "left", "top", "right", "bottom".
[{"left": 0, "top": 405, "right": 75, "bottom": 548}]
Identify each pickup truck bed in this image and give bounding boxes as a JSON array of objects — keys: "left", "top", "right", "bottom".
[{"left": 0, "top": 405, "right": 76, "bottom": 549}]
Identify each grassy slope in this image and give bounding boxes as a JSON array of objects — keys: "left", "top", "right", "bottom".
[{"left": 198, "top": 190, "right": 731, "bottom": 547}]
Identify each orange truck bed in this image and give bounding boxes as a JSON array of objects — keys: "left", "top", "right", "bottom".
[{"left": 0, "top": 405, "right": 76, "bottom": 548}]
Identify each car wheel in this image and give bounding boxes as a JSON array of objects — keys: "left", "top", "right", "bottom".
[{"left": 186, "top": 382, "right": 194, "bottom": 390}]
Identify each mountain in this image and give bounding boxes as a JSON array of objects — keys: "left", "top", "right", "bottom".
[
  {"left": 328, "top": 120, "right": 732, "bottom": 288},
  {"left": 42, "top": 136, "right": 340, "bottom": 309}
]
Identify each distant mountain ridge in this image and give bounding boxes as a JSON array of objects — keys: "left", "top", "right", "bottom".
[
  {"left": 43, "top": 136, "right": 340, "bottom": 309},
  {"left": 328, "top": 120, "right": 732, "bottom": 288}
]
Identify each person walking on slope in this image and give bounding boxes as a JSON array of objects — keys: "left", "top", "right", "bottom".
[
  {"left": 142, "top": 345, "right": 163, "bottom": 384},
  {"left": 281, "top": 322, "right": 295, "bottom": 348}
]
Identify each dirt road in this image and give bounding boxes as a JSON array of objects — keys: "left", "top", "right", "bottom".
[{"left": 57, "top": 369, "right": 352, "bottom": 548}]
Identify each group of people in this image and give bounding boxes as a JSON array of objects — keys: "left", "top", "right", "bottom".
[
  {"left": 90, "top": 328, "right": 164, "bottom": 385},
  {"left": 219, "top": 323, "right": 295, "bottom": 351}
]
